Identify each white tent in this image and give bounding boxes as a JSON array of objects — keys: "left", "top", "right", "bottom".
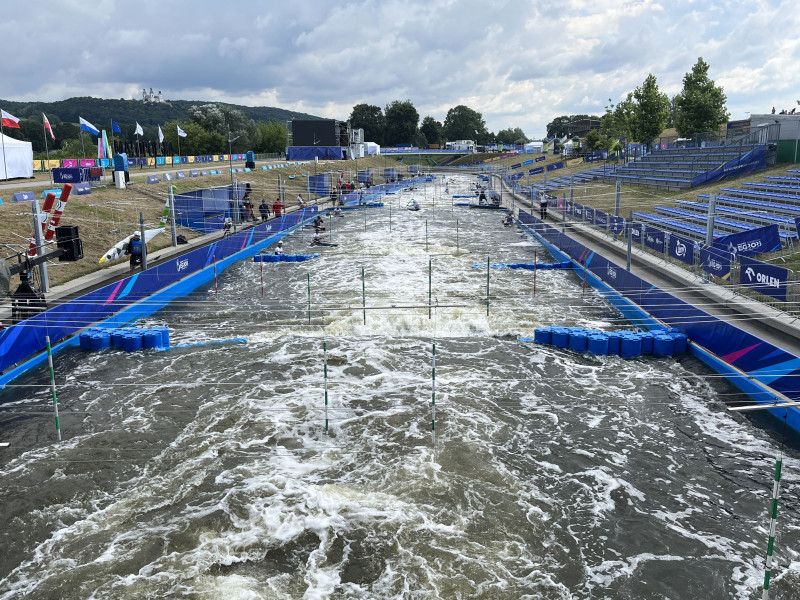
[
  {"left": 364, "top": 142, "right": 380, "bottom": 156},
  {"left": 0, "top": 132, "right": 33, "bottom": 180}
]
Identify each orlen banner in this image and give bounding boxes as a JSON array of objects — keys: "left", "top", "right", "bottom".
[{"left": 739, "top": 255, "right": 788, "bottom": 301}]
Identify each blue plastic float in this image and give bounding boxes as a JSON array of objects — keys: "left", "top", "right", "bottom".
[
  {"left": 254, "top": 254, "right": 321, "bottom": 263},
  {"left": 526, "top": 327, "right": 688, "bottom": 359},
  {"left": 80, "top": 326, "right": 169, "bottom": 353}
]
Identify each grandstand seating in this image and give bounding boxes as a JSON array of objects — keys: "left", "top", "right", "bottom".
[{"left": 599, "top": 145, "right": 763, "bottom": 191}]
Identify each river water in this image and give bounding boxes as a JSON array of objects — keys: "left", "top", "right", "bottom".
[{"left": 1, "top": 175, "right": 799, "bottom": 599}]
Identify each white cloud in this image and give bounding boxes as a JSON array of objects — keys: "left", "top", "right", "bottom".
[{"left": 2, "top": 0, "right": 797, "bottom": 137}]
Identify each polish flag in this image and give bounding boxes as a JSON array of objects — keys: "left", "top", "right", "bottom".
[
  {"left": 1, "top": 109, "right": 20, "bottom": 129},
  {"left": 43, "top": 113, "right": 55, "bottom": 140}
]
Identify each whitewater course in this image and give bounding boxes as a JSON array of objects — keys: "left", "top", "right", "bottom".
[{"left": 0, "top": 174, "right": 798, "bottom": 599}]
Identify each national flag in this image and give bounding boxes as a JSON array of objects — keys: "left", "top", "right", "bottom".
[
  {"left": 177, "top": 125, "right": 187, "bottom": 138},
  {"left": 79, "top": 117, "right": 99, "bottom": 135},
  {"left": 111, "top": 120, "right": 122, "bottom": 134},
  {"left": 135, "top": 121, "right": 143, "bottom": 136},
  {"left": 1, "top": 109, "right": 20, "bottom": 129},
  {"left": 43, "top": 113, "right": 55, "bottom": 140},
  {"left": 158, "top": 125, "right": 164, "bottom": 143}
]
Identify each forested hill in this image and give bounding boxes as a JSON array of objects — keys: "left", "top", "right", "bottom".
[{"left": 0, "top": 96, "right": 321, "bottom": 127}]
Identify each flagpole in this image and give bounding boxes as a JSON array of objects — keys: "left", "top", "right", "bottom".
[
  {"left": 43, "top": 118, "right": 52, "bottom": 187},
  {"left": 80, "top": 129, "right": 85, "bottom": 159},
  {"left": 1, "top": 118, "right": 7, "bottom": 181}
]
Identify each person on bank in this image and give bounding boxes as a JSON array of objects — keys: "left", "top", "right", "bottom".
[
  {"left": 273, "top": 197, "right": 284, "bottom": 217},
  {"left": 259, "top": 200, "right": 270, "bottom": 222},
  {"left": 539, "top": 192, "right": 548, "bottom": 219},
  {"left": 275, "top": 240, "right": 284, "bottom": 255},
  {"left": 125, "top": 231, "right": 143, "bottom": 272},
  {"left": 297, "top": 194, "right": 307, "bottom": 208}
]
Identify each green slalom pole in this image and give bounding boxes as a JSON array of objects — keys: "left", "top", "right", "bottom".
[
  {"left": 323, "top": 341, "right": 329, "bottom": 432},
  {"left": 486, "top": 255, "right": 490, "bottom": 316},
  {"left": 46, "top": 336, "right": 61, "bottom": 441},
  {"left": 362, "top": 266, "right": 366, "bottom": 325},
  {"left": 307, "top": 273, "right": 311, "bottom": 324},
  {"left": 762, "top": 412, "right": 787, "bottom": 599},
  {"left": 431, "top": 342, "right": 436, "bottom": 442},
  {"left": 428, "top": 258, "right": 432, "bottom": 319}
]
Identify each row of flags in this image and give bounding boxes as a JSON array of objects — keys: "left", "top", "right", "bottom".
[{"left": 2, "top": 109, "right": 188, "bottom": 142}]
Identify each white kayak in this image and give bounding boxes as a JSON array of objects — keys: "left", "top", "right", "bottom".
[
  {"left": 99, "top": 197, "right": 171, "bottom": 264},
  {"left": 99, "top": 228, "right": 164, "bottom": 264}
]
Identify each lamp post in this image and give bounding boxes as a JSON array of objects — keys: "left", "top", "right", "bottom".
[{"left": 227, "top": 125, "right": 240, "bottom": 230}]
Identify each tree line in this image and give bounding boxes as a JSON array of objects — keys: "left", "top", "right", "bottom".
[
  {"left": 546, "top": 57, "right": 730, "bottom": 153},
  {"left": 349, "top": 102, "right": 531, "bottom": 148}
]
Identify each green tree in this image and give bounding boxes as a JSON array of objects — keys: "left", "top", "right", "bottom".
[
  {"left": 601, "top": 97, "right": 635, "bottom": 143},
  {"left": 161, "top": 120, "right": 226, "bottom": 155},
  {"left": 546, "top": 114, "right": 596, "bottom": 138},
  {"left": 496, "top": 127, "right": 530, "bottom": 144},
  {"left": 255, "top": 121, "right": 287, "bottom": 153},
  {"left": 630, "top": 74, "right": 670, "bottom": 145},
  {"left": 674, "top": 57, "right": 730, "bottom": 137},
  {"left": 188, "top": 103, "right": 256, "bottom": 152},
  {"left": 442, "top": 105, "right": 487, "bottom": 142},
  {"left": 384, "top": 100, "right": 419, "bottom": 146},
  {"left": 420, "top": 116, "right": 443, "bottom": 147},
  {"left": 349, "top": 103, "right": 385, "bottom": 146},
  {"left": 666, "top": 95, "right": 679, "bottom": 128}
]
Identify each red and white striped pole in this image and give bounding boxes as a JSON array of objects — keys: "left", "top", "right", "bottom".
[
  {"left": 27, "top": 192, "right": 56, "bottom": 256},
  {"left": 42, "top": 183, "right": 73, "bottom": 244}
]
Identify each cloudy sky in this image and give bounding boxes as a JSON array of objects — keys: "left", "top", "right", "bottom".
[{"left": 5, "top": 0, "right": 799, "bottom": 138}]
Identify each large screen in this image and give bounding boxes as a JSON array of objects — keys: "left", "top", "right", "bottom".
[{"left": 292, "top": 120, "right": 337, "bottom": 147}]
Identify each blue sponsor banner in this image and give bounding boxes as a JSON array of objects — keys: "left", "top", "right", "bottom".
[
  {"left": 692, "top": 145, "right": 766, "bottom": 187},
  {"left": 584, "top": 206, "right": 595, "bottom": 224},
  {"left": 669, "top": 233, "right": 695, "bottom": 265},
  {"left": 700, "top": 245, "right": 732, "bottom": 279},
  {"left": 546, "top": 161, "right": 564, "bottom": 171},
  {"left": 163, "top": 172, "right": 173, "bottom": 182},
  {"left": 156, "top": 157, "right": 165, "bottom": 166},
  {"left": 628, "top": 222, "right": 643, "bottom": 244},
  {"left": 528, "top": 167, "right": 544, "bottom": 175},
  {"left": 535, "top": 155, "right": 546, "bottom": 162},
  {"left": 595, "top": 210, "right": 608, "bottom": 229},
  {"left": 210, "top": 170, "right": 217, "bottom": 175},
  {"left": 565, "top": 200, "right": 573, "bottom": 215},
  {"left": 609, "top": 215, "right": 625, "bottom": 235},
  {"left": 795, "top": 216, "right": 800, "bottom": 237},
  {"left": 713, "top": 224, "right": 781, "bottom": 258},
  {"left": 176, "top": 171, "right": 186, "bottom": 180},
  {"left": 146, "top": 175, "right": 160, "bottom": 184},
  {"left": 644, "top": 226, "right": 665, "bottom": 253},
  {"left": 99, "top": 159, "right": 110, "bottom": 168},
  {"left": 740, "top": 255, "right": 788, "bottom": 301},
  {"left": 511, "top": 163, "right": 521, "bottom": 169},
  {"left": 573, "top": 202, "right": 584, "bottom": 220},
  {"left": 127, "top": 158, "right": 136, "bottom": 167},
  {"left": 11, "top": 191, "right": 36, "bottom": 203},
  {"left": 74, "top": 182, "right": 92, "bottom": 195},
  {"left": 52, "top": 168, "right": 83, "bottom": 184},
  {"left": 522, "top": 159, "right": 533, "bottom": 166},
  {"left": 199, "top": 171, "right": 208, "bottom": 176},
  {"left": 42, "top": 188, "right": 62, "bottom": 199}
]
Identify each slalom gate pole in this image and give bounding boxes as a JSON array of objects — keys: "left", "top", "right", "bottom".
[
  {"left": 534, "top": 249, "right": 537, "bottom": 297},
  {"left": 582, "top": 255, "right": 587, "bottom": 296},
  {"left": 456, "top": 219, "right": 459, "bottom": 251},
  {"left": 323, "top": 341, "right": 329, "bottom": 432},
  {"left": 45, "top": 336, "right": 61, "bottom": 441},
  {"left": 761, "top": 409, "right": 788, "bottom": 599},
  {"left": 260, "top": 261, "right": 264, "bottom": 296},
  {"left": 431, "top": 342, "right": 436, "bottom": 443},
  {"left": 307, "top": 273, "right": 311, "bottom": 324},
  {"left": 362, "top": 266, "right": 366, "bottom": 325},
  {"left": 486, "top": 256, "right": 490, "bottom": 316},
  {"left": 428, "top": 258, "right": 432, "bottom": 319},
  {"left": 213, "top": 256, "right": 218, "bottom": 295},
  {"left": 389, "top": 205, "right": 392, "bottom": 232},
  {"left": 364, "top": 205, "right": 367, "bottom": 231},
  {"left": 425, "top": 219, "right": 429, "bottom": 252}
]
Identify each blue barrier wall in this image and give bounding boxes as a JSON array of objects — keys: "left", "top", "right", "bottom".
[
  {"left": 0, "top": 208, "right": 319, "bottom": 382},
  {"left": 519, "top": 209, "right": 800, "bottom": 432}
]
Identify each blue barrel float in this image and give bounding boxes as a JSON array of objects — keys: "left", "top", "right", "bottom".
[
  {"left": 80, "top": 325, "right": 170, "bottom": 353},
  {"left": 568, "top": 330, "right": 588, "bottom": 353},
  {"left": 587, "top": 334, "right": 609, "bottom": 355},
  {"left": 123, "top": 332, "right": 143, "bottom": 353},
  {"left": 534, "top": 327, "right": 552, "bottom": 345},
  {"left": 620, "top": 334, "right": 642, "bottom": 359},
  {"left": 551, "top": 327, "right": 569, "bottom": 348}
]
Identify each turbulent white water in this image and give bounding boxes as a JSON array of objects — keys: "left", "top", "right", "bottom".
[{"left": 1, "top": 175, "right": 799, "bottom": 599}]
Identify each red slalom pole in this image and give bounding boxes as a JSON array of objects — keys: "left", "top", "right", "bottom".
[
  {"left": 533, "top": 249, "right": 537, "bottom": 297},
  {"left": 213, "top": 256, "right": 218, "bottom": 295},
  {"left": 27, "top": 192, "right": 56, "bottom": 256},
  {"left": 42, "top": 183, "right": 73, "bottom": 243}
]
